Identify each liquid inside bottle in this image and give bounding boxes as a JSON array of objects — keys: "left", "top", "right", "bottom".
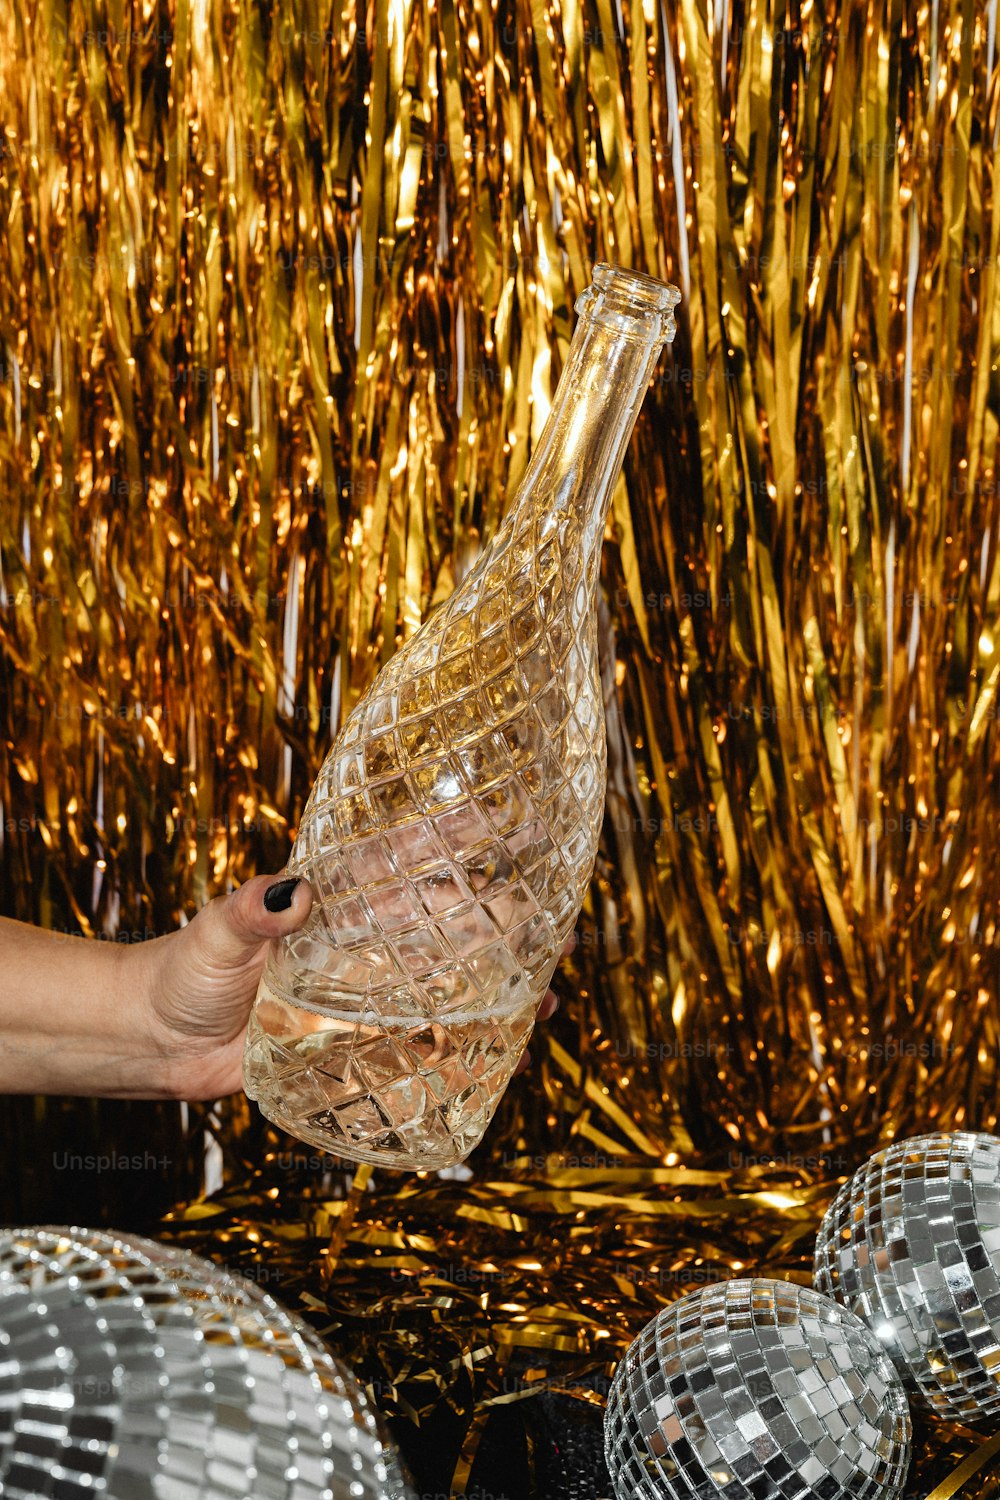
[{"left": 244, "top": 264, "right": 680, "bottom": 1169}]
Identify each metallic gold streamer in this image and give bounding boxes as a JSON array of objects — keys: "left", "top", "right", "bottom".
[
  {"left": 322, "top": 1160, "right": 372, "bottom": 1284},
  {"left": 924, "top": 1432, "right": 1000, "bottom": 1500}
]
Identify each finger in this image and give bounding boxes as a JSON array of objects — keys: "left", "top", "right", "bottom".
[
  {"left": 562, "top": 932, "right": 577, "bottom": 956},
  {"left": 192, "top": 874, "right": 314, "bottom": 969},
  {"left": 512, "top": 987, "right": 560, "bottom": 1077},
  {"left": 537, "top": 989, "right": 559, "bottom": 1022}
]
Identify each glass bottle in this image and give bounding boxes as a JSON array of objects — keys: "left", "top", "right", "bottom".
[{"left": 244, "top": 264, "right": 680, "bottom": 1169}]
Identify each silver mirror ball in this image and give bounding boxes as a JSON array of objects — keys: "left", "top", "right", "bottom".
[
  {"left": 0, "top": 1225, "right": 415, "bottom": 1500},
  {"left": 814, "top": 1130, "right": 1000, "bottom": 1423},
  {"left": 603, "top": 1279, "right": 911, "bottom": 1500}
]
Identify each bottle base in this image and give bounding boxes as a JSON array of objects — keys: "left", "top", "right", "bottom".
[
  {"left": 242, "top": 997, "right": 534, "bottom": 1173},
  {"left": 248, "top": 1097, "right": 476, "bottom": 1172}
]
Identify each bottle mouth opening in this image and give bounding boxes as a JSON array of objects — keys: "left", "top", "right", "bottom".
[
  {"left": 592, "top": 262, "right": 682, "bottom": 312},
  {"left": 576, "top": 263, "right": 682, "bottom": 343}
]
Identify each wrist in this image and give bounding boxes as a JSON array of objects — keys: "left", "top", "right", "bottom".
[
  {"left": 124, "top": 931, "right": 202, "bottom": 1098},
  {"left": 83, "top": 936, "right": 180, "bottom": 1098}
]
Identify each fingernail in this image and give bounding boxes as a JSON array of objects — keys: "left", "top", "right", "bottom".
[{"left": 263, "top": 877, "right": 299, "bottom": 912}]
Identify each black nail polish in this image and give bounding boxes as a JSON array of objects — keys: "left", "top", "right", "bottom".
[{"left": 263, "top": 877, "right": 299, "bottom": 912}]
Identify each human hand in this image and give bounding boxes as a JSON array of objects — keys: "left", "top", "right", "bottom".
[
  {"left": 139, "top": 874, "right": 561, "bottom": 1101},
  {"left": 137, "top": 874, "right": 315, "bottom": 1100}
]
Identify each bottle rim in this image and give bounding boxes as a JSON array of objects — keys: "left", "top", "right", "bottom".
[
  {"left": 592, "top": 261, "right": 682, "bottom": 311},
  {"left": 576, "top": 262, "right": 682, "bottom": 343}
]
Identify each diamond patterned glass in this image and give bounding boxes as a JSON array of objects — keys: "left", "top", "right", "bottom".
[
  {"left": 0, "top": 1225, "right": 413, "bottom": 1500},
  {"left": 813, "top": 1130, "right": 1000, "bottom": 1422},
  {"left": 244, "top": 265, "right": 680, "bottom": 1169},
  {"left": 603, "top": 1279, "right": 911, "bottom": 1500}
]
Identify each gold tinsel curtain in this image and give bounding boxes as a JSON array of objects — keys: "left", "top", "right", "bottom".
[{"left": 2, "top": 0, "right": 1000, "bottom": 1492}]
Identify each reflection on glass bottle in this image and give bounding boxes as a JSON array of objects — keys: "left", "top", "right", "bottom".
[{"left": 244, "top": 264, "right": 680, "bottom": 1169}]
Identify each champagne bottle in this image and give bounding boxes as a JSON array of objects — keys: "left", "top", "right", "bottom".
[{"left": 244, "top": 264, "right": 680, "bottom": 1169}]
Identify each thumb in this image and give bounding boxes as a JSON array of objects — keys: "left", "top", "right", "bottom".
[{"left": 191, "top": 873, "right": 314, "bottom": 970}]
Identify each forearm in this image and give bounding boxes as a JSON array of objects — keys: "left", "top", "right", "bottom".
[{"left": 0, "top": 918, "right": 171, "bottom": 1097}]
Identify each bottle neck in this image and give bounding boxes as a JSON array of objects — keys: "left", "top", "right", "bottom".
[{"left": 505, "top": 312, "right": 670, "bottom": 584}]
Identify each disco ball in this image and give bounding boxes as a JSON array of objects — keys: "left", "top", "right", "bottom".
[
  {"left": 0, "top": 1225, "right": 414, "bottom": 1500},
  {"left": 814, "top": 1130, "right": 1000, "bottom": 1422},
  {"left": 604, "top": 1279, "right": 911, "bottom": 1500}
]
